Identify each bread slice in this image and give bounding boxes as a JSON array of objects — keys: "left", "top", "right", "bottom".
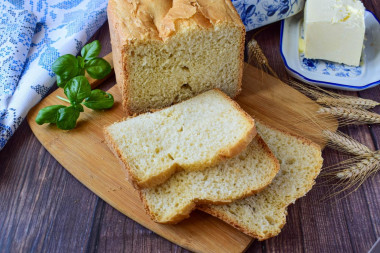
[
  {"left": 199, "top": 122, "right": 323, "bottom": 240},
  {"left": 108, "top": 0, "right": 245, "bottom": 114},
  {"left": 140, "top": 135, "right": 280, "bottom": 224},
  {"left": 104, "top": 89, "right": 256, "bottom": 188}
]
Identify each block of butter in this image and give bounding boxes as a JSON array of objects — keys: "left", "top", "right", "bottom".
[{"left": 304, "top": 0, "right": 365, "bottom": 66}]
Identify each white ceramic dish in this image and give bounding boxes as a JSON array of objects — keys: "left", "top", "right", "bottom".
[
  {"left": 280, "top": 10, "right": 380, "bottom": 91},
  {"left": 232, "top": 0, "right": 305, "bottom": 31}
]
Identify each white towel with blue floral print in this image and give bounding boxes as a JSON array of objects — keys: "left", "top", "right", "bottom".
[{"left": 0, "top": 1, "right": 108, "bottom": 150}]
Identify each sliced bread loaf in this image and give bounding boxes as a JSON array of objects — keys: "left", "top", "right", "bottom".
[
  {"left": 108, "top": 0, "right": 245, "bottom": 114},
  {"left": 199, "top": 121, "right": 323, "bottom": 240},
  {"left": 104, "top": 89, "right": 256, "bottom": 188},
  {"left": 140, "top": 135, "right": 280, "bottom": 224}
]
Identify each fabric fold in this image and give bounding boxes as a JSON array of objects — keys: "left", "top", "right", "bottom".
[{"left": 0, "top": 1, "right": 108, "bottom": 150}]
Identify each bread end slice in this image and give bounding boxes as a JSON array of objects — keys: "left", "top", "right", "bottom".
[{"left": 199, "top": 122, "right": 323, "bottom": 240}]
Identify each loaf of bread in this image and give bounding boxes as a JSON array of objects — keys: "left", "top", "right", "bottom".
[
  {"left": 199, "top": 122, "right": 323, "bottom": 240},
  {"left": 107, "top": 0, "right": 245, "bottom": 114},
  {"left": 104, "top": 90, "right": 256, "bottom": 188},
  {"left": 140, "top": 135, "right": 280, "bottom": 224}
]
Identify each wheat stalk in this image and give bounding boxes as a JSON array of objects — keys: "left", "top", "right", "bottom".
[
  {"left": 287, "top": 79, "right": 323, "bottom": 99},
  {"left": 336, "top": 156, "right": 379, "bottom": 180},
  {"left": 321, "top": 153, "right": 380, "bottom": 198},
  {"left": 318, "top": 106, "right": 380, "bottom": 125},
  {"left": 323, "top": 130, "right": 372, "bottom": 156},
  {"left": 288, "top": 79, "right": 379, "bottom": 110},
  {"left": 316, "top": 97, "right": 380, "bottom": 110},
  {"left": 247, "top": 39, "right": 279, "bottom": 78},
  {"left": 335, "top": 153, "right": 380, "bottom": 192}
]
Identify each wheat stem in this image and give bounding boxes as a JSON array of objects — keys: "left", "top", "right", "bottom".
[
  {"left": 288, "top": 79, "right": 379, "bottom": 110},
  {"left": 287, "top": 79, "right": 323, "bottom": 99},
  {"left": 316, "top": 97, "right": 380, "bottom": 110},
  {"left": 318, "top": 107, "right": 380, "bottom": 125}
]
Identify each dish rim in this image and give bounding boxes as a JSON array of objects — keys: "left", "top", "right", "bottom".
[{"left": 280, "top": 10, "right": 380, "bottom": 91}]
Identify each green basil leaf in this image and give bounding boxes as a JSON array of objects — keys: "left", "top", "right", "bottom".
[
  {"left": 83, "top": 89, "right": 114, "bottom": 110},
  {"left": 77, "top": 56, "right": 85, "bottom": 69},
  {"left": 56, "top": 75, "right": 70, "bottom": 88},
  {"left": 78, "top": 67, "right": 85, "bottom": 76},
  {"left": 56, "top": 106, "right": 80, "bottom": 130},
  {"left": 52, "top": 54, "right": 80, "bottom": 80},
  {"left": 35, "top": 105, "right": 66, "bottom": 125},
  {"left": 85, "top": 58, "right": 112, "bottom": 79},
  {"left": 64, "top": 76, "right": 91, "bottom": 104},
  {"left": 73, "top": 103, "right": 84, "bottom": 112},
  {"left": 81, "top": 40, "right": 101, "bottom": 61},
  {"left": 57, "top": 74, "right": 85, "bottom": 88}
]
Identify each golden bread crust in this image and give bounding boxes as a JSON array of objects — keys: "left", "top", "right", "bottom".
[
  {"left": 107, "top": 0, "right": 245, "bottom": 114},
  {"left": 108, "top": 0, "right": 244, "bottom": 42},
  {"left": 139, "top": 135, "right": 280, "bottom": 224},
  {"left": 103, "top": 89, "right": 257, "bottom": 188}
]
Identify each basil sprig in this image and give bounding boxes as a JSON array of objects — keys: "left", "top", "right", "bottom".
[
  {"left": 36, "top": 41, "right": 114, "bottom": 130},
  {"left": 52, "top": 40, "right": 111, "bottom": 88},
  {"left": 83, "top": 90, "right": 114, "bottom": 110}
]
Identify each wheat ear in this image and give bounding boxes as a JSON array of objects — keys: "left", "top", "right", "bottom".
[
  {"left": 318, "top": 107, "right": 380, "bottom": 125},
  {"left": 288, "top": 79, "right": 379, "bottom": 110},
  {"left": 322, "top": 130, "right": 372, "bottom": 156},
  {"left": 246, "top": 39, "right": 279, "bottom": 78},
  {"left": 336, "top": 154, "right": 380, "bottom": 180},
  {"left": 335, "top": 153, "right": 380, "bottom": 193},
  {"left": 316, "top": 97, "right": 380, "bottom": 110},
  {"left": 321, "top": 153, "right": 380, "bottom": 198}
]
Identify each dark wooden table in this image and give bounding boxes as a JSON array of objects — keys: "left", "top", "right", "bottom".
[{"left": 1, "top": 1, "right": 379, "bottom": 252}]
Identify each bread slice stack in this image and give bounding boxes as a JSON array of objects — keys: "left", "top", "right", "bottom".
[
  {"left": 140, "top": 136, "right": 279, "bottom": 223},
  {"left": 105, "top": 90, "right": 323, "bottom": 240}
]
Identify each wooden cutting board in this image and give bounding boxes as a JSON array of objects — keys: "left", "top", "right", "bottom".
[{"left": 27, "top": 57, "right": 337, "bottom": 253}]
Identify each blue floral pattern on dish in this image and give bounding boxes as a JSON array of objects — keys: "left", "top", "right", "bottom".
[
  {"left": 299, "top": 20, "right": 363, "bottom": 78},
  {"left": 232, "top": 0, "right": 305, "bottom": 31}
]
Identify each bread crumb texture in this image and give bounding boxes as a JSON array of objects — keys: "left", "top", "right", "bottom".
[
  {"left": 108, "top": 0, "right": 245, "bottom": 113},
  {"left": 200, "top": 121, "right": 323, "bottom": 240},
  {"left": 104, "top": 90, "right": 255, "bottom": 188},
  {"left": 141, "top": 135, "right": 279, "bottom": 224}
]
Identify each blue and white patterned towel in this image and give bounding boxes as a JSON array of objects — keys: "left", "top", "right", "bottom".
[{"left": 0, "top": 1, "right": 108, "bottom": 150}]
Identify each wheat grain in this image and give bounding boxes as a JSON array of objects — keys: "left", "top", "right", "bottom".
[
  {"left": 246, "top": 39, "right": 279, "bottom": 78},
  {"left": 321, "top": 153, "right": 380, "bottom": 198},
  {"left": 318, "top": 107, "right": 380, "bottom": 125},
  {"left": 323, "top": 151, "right": 380, "bottom": 194},
  {"left": 323, "top": 130, "right": 372, "bottom": 156},
  {"left": 336, "top": 156, "right": 379, "bottom": 180},
  {"left": 316, "top": 97, "right": 380, "bottom": 110}
]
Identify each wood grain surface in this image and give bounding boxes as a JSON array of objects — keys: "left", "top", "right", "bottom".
[{"left": 1, "top": 0, "right": 379, "bottom": 252}]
